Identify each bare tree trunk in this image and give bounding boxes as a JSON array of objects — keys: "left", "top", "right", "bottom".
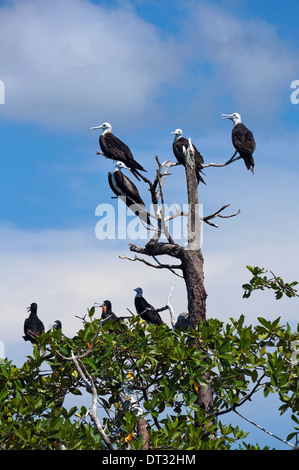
[
  {"left": 183, "top": 142, "right": 214, "bottom": 422},
  {"left": 125, "top": 144, "right": 242, "bottom": 437},
  {"left": 183, "top": 142, "right": 207, "bottom": 328},
  {"left": 137, "top": 418, "right": 150, "bottom": 450},
  {"left": 181, "top": 249, "right": 207, "bottom": 327}
]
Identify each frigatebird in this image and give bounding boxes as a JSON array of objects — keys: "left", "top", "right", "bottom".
[
  {"left": 97, "top": 300, "right": 119, "bottom": 323},
  {"left": 171, "top": 129, "right": 206, "bottom": 184},
  {"left": 108, "top": 161, "right": 151, "bottom": 227},
  {"left": 221, "top": 113, "right": 256, "bottom": 173},
  {"left": 134, "top": 287, "right": 164, "bottom": 325},
  {"left": 174, "top": 312, "right": 189, "bottom": 331},
  {"left": 23, "top": 303, "right": 45, "bottom": 344},
  {"left": 90, "top": 122, "right": 146, "bottom": 179},
  {"left": 48, "top": 320, "right": 62, "bottom": 330}
]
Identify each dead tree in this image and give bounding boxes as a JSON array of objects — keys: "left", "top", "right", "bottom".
[
  {"left": 122, "top": 141, "right": 239, "bottom": 329},
  {"left": 120, "top": 140, "right": 239, "bottom": 420}
]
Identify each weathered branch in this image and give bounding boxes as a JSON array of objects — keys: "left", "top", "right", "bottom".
[
  {"left": 202, "top": 204, "right": 240, "bottom": 228},
  {"left": 167, "top": 280, "right": 176, "bottom": 329},
  {"left": 164, "top": 202, "right": 188, "bottom": 222},
  {"left": 154, "top": 157, "right": 178, "bottom": 202},
  {"left": 71, "top": 352, "right": 114, "bottom": 450},
  {"left": 119, "top": 253, "right": 183, "bottom": 278},
  {"left": 129, "top": 241, "right": 182, "bottom": 259},
  {"left": 152, "top": 255, "right": 183, "bottom": 278},
  {"left": 185, "top": 139, "right": 201, "bottom": 250},
  {"left": 202, "top": 151, "right": 241, "bottom": 168}
]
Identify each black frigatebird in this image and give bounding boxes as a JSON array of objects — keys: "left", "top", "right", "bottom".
[
  {"left": 221, "top": 113, "right": 256, "bottom": 173},
  {"left": 23, "top": 302, "right": 45, "bottom": 344},
  {"left": 48, "top": 320, "right": 62, "bottom": 331},
  {"left": 108, "top": 161, "right": 151, "bottom": 227},
  {"left": 96, "top": 300, "right": 119, "bottom": 323},
  {"left": 90, "top": 122, "right": 146, "bottom": 179},
  {"left": 171, "top": 128, "right": 206, "bottom": 184},
  {"left": 134, "top": 287, "right": 164, "bottom": 325}
]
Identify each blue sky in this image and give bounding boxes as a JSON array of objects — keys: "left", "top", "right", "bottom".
[{"left": 0, "top": 0, "right": 299, "bottom": 449}]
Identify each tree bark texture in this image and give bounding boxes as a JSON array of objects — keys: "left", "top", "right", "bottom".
[
  {"left": 183, "top": 141, "right": 207, "bottom": 328},
  {"left": 129, "top": 143, "right": 214, "bottom": 421},
  {"left": 184, "top": 142, "right": 214, "bottom": 422}
]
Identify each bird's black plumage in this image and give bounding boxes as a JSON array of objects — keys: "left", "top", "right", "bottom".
[
  {"left": 174, "top": 312, "right": 189, "bottom": 331},
  {"left": 108, "top": 161, "right": 151, "bottom": 226},
  {"left": 99, "top": 300, "right": 119, "bottom": 323},
  {"left": 171, "top": 129, "right": 206, "bottom": 184},
  {"left": 23, "top": 303, "right": 45, "bottom": 344},
  {"left": 232, "top": 123, "right": 256, "bottom": 173},
  {"left": 90, "top": 122, "right": 146, "bottom": 179},
  {"left": 50, "top": 320, "right": 62, "bottom": 330},
  {"left": 222, "top": 113, "right": 256, "bottom": 173},
  {"left": 134, "top": 288, "right": 164, "bottom": 325}
]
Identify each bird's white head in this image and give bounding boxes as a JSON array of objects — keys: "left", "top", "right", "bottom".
[
  {"left": 90, "top": 122, "right": 112, "bottom": 134},
  {"left": 134, "top": 287, "right": 143, "bottom": 297},
  {"left": 221, "top": 113, "right": 241, "bottom": 125},
  {"left": 114, "top": 161, "right": 130, "bottom": 172},
  {"left": 171, "top": 129, "right": 183, "bottom": 141}
]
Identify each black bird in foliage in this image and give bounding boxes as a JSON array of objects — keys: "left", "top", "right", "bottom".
[
  {"left": 174, "top": 312, "right": 189, "bottom": 331},
  {"left": 171, "top": 128, "right": 206, "bottom": 184},
  {"left": 221, "top": 113, "right": 256, "bottom": 174},
  {"left": 48, "top": 320, "right": 62, "bottom": 330},
  {"left": 108, "top": 161, "right": 152, "bottom": 227},
  {"left": 98, "top": 300, "right": 119, "bottom": 323},
  {"left": 134, "top": 287, "right": 164, "bottom": 325},
  {"left": 90, "top": 122, "right": 146, "bottom": 179},
  {"left": 23, "top": 302, "right": 45, "bottom": 344}
]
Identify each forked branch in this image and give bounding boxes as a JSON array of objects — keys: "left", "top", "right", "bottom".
[
  {"left": 202, "top": 151, "right": 241, "bottom": 169},
  {"left": 203, "top": 204, "right": 240, "bottom": 228},
  {"left": 119, "top": 253, "right": 183, "bottom": 278}
]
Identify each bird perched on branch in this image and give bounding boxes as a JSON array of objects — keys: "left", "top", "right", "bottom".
[
  {"left": 23, "top": 303, "right": 45, "bottom": 344},
  {"left": 174, "top": 312, "right": 189, "bottom": 331},
  {"left": 108, "top": 161, "right": 152, "bottom": 227},
  {"left": 90, "top": 122, "right": 146, "bottom": 179},
  {"left": 221, "top": 113, "right": 256, "bottom": 174},
  {"left": 134, "top": 287, "right": 164, "bottom": 325},
  {"left": 48, "top": 320, "right": 62, "bottom": 331},
  {"left": 97, "top": 300, "right": 119, "bottom": 323},
  {"left": 171, "top": 128, "right": 206, "bottom": 184}
]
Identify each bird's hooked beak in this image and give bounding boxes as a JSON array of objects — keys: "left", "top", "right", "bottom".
[
  {"left": 90, "top": 125, "right": 103, "bottom": 131},
  {"left": 94, "top": 301, "right": 105, "bottom": 307},
  {"left": 221, "top": 114, "right": 233, "bottom": 120}
]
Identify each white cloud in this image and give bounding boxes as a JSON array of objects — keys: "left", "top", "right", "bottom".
[
  {"left": 1, "top": 0, "right": 297, "bottom": 133},
  {"left": 0, "top": 225, "right": 182, "bottom": 363},
  {"left": 1, "top": 213, "right": 298, "bottom": 362},
  {"left": 185, "top": 3, "right": 298, "bottom": 123},
  {"left": 0, "top": 0, "right": 179, "bottom": 130}
]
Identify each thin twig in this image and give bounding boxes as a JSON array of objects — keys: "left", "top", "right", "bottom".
[
  {"left": 167, "top": 280, "right": 176, "bottom": 329},
  {"left": 71, "top": 352, "right": 114, "bottom": 450},
  {"left": 269, "top": 271, "right": 299, "bottom": 298},
  {"left": 215, "top": 373, "right": 267, "bottom": 417},
  {"left": 233, "top": 408, "right": 294, "bottom": 449},
  {"left": 202, "top": 152, "right": 241, "bottom": 168},
  {"left": 202, "top": 204, "right": 240, "bottom": 228},
  {"left": 119, "top": 253, "right": 183, "bottom": 278}
]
